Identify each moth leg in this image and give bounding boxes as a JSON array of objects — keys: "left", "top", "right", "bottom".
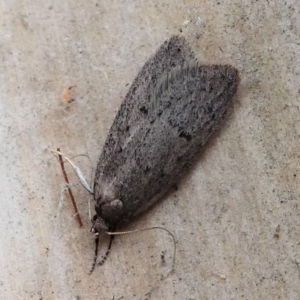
[
  {"left": 89, "top": 235, "right": 100, "bottom": 274},
  {"left": 98, "top": 234, "right": 115, "bottom": 266}
]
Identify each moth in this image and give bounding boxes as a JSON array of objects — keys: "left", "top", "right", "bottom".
[
  {"left": 92, "top": 36, "right": 239, "bottom": 236},
  {"left": 56, "top": 35, "right": 239, "bottom": 271}
]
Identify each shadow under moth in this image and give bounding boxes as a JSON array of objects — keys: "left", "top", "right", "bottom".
[{"left": 57, "top": 35, "right": 240, "bottom": 272}]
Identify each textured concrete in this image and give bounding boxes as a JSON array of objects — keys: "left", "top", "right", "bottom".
[{"left": 0, "top": 1, "right": 299, "bottom": 299}]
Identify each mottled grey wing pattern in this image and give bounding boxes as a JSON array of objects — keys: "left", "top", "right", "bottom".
[
  {"left": 93, "top": 36, "right": 239, "bottom": 227},
  {"left": 93, "top": 36, "right": 195, "bottom": 201}
]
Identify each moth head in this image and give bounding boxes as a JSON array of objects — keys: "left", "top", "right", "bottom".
[{"left": 90, "top": 215, "right": 108, "bottom": 236}]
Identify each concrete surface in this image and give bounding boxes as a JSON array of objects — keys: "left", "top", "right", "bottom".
[{"left": 0, "top": 1, "right": 299, "bottom": 299}]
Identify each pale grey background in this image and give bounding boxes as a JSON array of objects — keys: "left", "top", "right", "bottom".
[{"left": 0, "top": 1, "right": 299, "bottom": 300}]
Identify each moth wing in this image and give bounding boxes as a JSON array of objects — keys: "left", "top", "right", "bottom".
[
  {"left": 95, "top": 40, "right": 239, "bottom": 225},
  {"left": 94, "top": 36, "right": 196, "bottom": 200}
]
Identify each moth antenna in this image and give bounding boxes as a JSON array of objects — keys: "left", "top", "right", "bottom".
[
  {"left": 89, "top": 235, "right": 115, "bottom": 274},
  {"left": 56, "top": 148, "right": 83, "bottom": 227},
  {"left": 51, "top": 150, "right": 94, "bottom": 194},
  {"left": 106, "top": 227, "right": 176, "bottom": 271},
  {"left": 98, "top": 235, "right": 115, "bottom": 266},
  {"left": 89, "top": 235, "right": 100, "bottom": 274}
]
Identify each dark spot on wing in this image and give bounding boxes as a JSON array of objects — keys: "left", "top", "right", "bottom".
[
  {"left": 179, "top": 131, "right": 192, "bottom": 141},
  {"left": 140, "top": 106, "right": 148, "bottom": 115}
]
